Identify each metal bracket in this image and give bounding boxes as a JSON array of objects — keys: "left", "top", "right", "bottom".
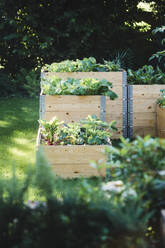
[
  {"left": 122, "top": 71, "right": 128, "bottom": 138},
  {"left": 40, "top": 95, "right": 45, "bottom": 120},
  {"left": 100, "top": 96, "right": 106, "bottom": 122},
  {"left": 127, "top": 85, "right": 133, "bottom": 139}
]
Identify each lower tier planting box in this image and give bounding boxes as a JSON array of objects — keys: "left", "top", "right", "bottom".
[{"left": 37, "top": 130, "right": 107, "bottom": 179}]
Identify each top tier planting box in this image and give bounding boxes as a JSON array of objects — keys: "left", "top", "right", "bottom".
[{"left": 40, "top": 59, "right": 127, "bottom": 139}]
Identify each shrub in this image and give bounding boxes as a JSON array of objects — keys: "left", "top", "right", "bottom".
[
  {"left": 100, "top": 136, "right": 165, "bottom": 246},
  {"left": 11, "top": 68, "right": 40, "bottom": 97},
  {"left": 127, "top": 65, "right": 165, "bottom": 85},
  {"left": 0, "top": 154, "right": 150, "bottom": 248}
]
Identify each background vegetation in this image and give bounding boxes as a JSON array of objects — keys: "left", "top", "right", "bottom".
[{"left": 0, "top": 0, "right": 165, "bottom": 96}]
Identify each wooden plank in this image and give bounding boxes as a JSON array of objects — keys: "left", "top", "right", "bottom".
[
  {"left": 42, "top": 145, "right": 107, "bottom": 164},
  {"left": 51, "top": 164, "right": 106, "bottom": 178},
  {"left": 44, "top": 100, "right": 122, "bottom": 113},
  {"left": 157, "top": 105, "right": 165, "bottom": 138},
  {"left": 133, "top": 112, "right": 156, "bottom": 127},
  {"left": 38, "top": 144, "right": 107, "bottom": 178},
  {"left": 133, "top": 126, "right": 156, "bottom": 137},
  {"left": 43, "top": 71, "right": 123, "bottom": 85},
  {"left": 132, "top": 85, "right": 165, "bottom": 99},
  {"left": 41, "top": 111, "right": 123, "bottom": 125},
  {"left": 133, "top": 99, "right": 157, "bottom": 113}
]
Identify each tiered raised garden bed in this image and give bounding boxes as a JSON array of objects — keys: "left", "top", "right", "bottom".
[{"left": 40, "top": 71, "right": 127, "bottom": 139}]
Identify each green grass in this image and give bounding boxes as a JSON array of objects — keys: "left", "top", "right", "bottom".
[{"left": 0, "top": 97, "right": 39, "bottom": 177}]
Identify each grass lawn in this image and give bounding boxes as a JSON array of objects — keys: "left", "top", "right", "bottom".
[{"left": 0, "top": 97, "right": 39, "bottom": 177}]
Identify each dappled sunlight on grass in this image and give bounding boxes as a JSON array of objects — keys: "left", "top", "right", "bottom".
[{"left": 0, "top": 97, "right": 39, "bottom": 177}]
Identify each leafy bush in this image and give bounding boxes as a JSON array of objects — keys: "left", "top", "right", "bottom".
[
  {"left": 127, "top": 65, "right": 165, "bottom": 85},
  {"left": 100, "top": 136, "right": 165, "bottom": 246},
  {"left": 0, "top": 71, "right": 14, "bottom": 97},
  {"left": 0, "top": 154, "right": 150, "bottom": 248},
  {"left": 149, "top": 26, "right": 165, "bottom": 71},
  {"left": 42, "top": 76, "right": 118, "bottom": 99},
  {"left": 11, "top": 68, "right": 40, "bottom": 97},
  {"left": 43, "top": 57, "right": 122, "bottom": 72},
  {"left": 39, "top": 115, "right": 117, "bottom": 145},
  {"left": 157, "top": 89, "right": 165, "bottom": 107}
]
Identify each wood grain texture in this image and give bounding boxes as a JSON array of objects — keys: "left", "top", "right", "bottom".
[
  {"left": 43, "top": 71, "right": 123, "bottom": 85},
  {"left": 132, "top": 85, "right": 165, "bottom": 137},
  {"left": 38, "top": 144, "right": 107, "bottom": 178},
  {"left": 40, "top": 95, "right": 123, "bottom": 138},
  {"left": 156, "top": 105, "right": 165, "bottom": 138}
]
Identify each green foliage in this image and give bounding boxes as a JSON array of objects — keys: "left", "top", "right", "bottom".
[
  {"left": 149, "top": 26, "right": 165, "bottom": 71},
  {"left": 0, "top": 71, "right": 14, "bottom": 97},
  {"left": 100, "top": 136, "right": 165, "bottom": 246},
  {"left": 0, "top": 154, "right": 150, "bottom": 248},
  {"left": 127, "top": 65, "right": 165, "bottom": 84},
  {"left": 42, "top": 76, "right": 118, "bottom": 99},
  {"left": 11, "top": 68, "right": 40, "bottom": 97},
  {"left": 43, "top": 57, "right": 121, "bottom": 72},
  {"left": 157, "top": 89, "right": 165, "bottom": 107},
  {"left": 39, "top": 115, "right": 117, "bottom": 145}
]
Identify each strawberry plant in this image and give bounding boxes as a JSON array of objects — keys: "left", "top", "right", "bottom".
[
  {"left": 39, "top": 115, "right": 117, "bottom": 145},
  {"left": 42, "top": 57, "right": 121, "bottom": 72},
  {"left": 42, "top": 77, "right": 118, "bottom": 100}
]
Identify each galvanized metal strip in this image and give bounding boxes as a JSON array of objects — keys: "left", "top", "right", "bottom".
[
  {"left": 40, "top": 95, "right": 45, "bottom": 120},
  {"left": 128, "top": 85, "right": 133, "bottom": 139},
  {"left": 161, "top": 209, "right": 165, "bottom": 247},
  {"left": 122, "top": 70, "right": 128, "bottom": 138},
  {"left": 100, "top": 96, "right": 106, "bottom": 122}
]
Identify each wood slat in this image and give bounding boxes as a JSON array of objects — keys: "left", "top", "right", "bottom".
[
  {"left": 132, "top": 85, "right": 165, "bottom": 99},
  {"left": 133, "top": 112, "right": 156, "bottom": 127},
  {"left": 133, "top": 126, "right": 156, "bottom": 137},
  {"left": 38, "top": 144, "right": 107, "bottom": 178},
  {"left": 133, "top": 99, "right": 157, "bottom": 113},
  {"left": 44, "top": 71, "right": 123, "bottom": 85},
  {"left": 157, "top": 105, "right": 165, "bottom": 138},
  {"left": 52, "top": 164, "right": 106, "bottom": 178}
]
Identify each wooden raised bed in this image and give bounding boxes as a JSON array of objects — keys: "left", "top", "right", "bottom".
[
  {"left": 127, "top": 85, "right": 165, "bottom": 138},
  {"left": 157, "top": 105, "right": 165, "bottom": 138},
  {"left": 37, "top": 129, "right": 107, "bottom": 179},
  {"left": 40, "top": 71, "right": 127, "bottom": 139}
]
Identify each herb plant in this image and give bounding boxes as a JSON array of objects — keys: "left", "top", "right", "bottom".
[
  {"left": 39, "top": 115, "right": 117, "bottom": 145},
  {"left": 42, "top": 57, "right": 121, "bottom": 72},
  {"left": 42, "top": 77, "right": 118, "bottom": 99},
  {"left": 157, "top": 89, "right": 165, "bottom": 107},
  {"left": 127, "top": 65, "right": 165, "bottom": 85}
]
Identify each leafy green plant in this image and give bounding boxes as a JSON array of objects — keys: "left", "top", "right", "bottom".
[
  {"left": 11, "top": 68, "right": 40, "bottom": 97},
  {"left": 97, "top": 135, "right": 165, "bottom": 246},
  {"left": 0, "top": 154, "right": 150, "bottom": 248},
  {"left": 39, "top": 115, "right": 117, "bottom": 145},
  {"left": 157, "top": 89, "right": 165, "bottom": 107},
  {"left": 127, "top": 65, "right": 165, "bottom": 85},
  {"left": 42, "top": 77, "right": 118, "bottom": 99},
  {"left": 149, "top": 26, "right": 165, "bottom": 71},
  {"left": 42, "top": 57, "right": 122, "bottom": 72}
]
